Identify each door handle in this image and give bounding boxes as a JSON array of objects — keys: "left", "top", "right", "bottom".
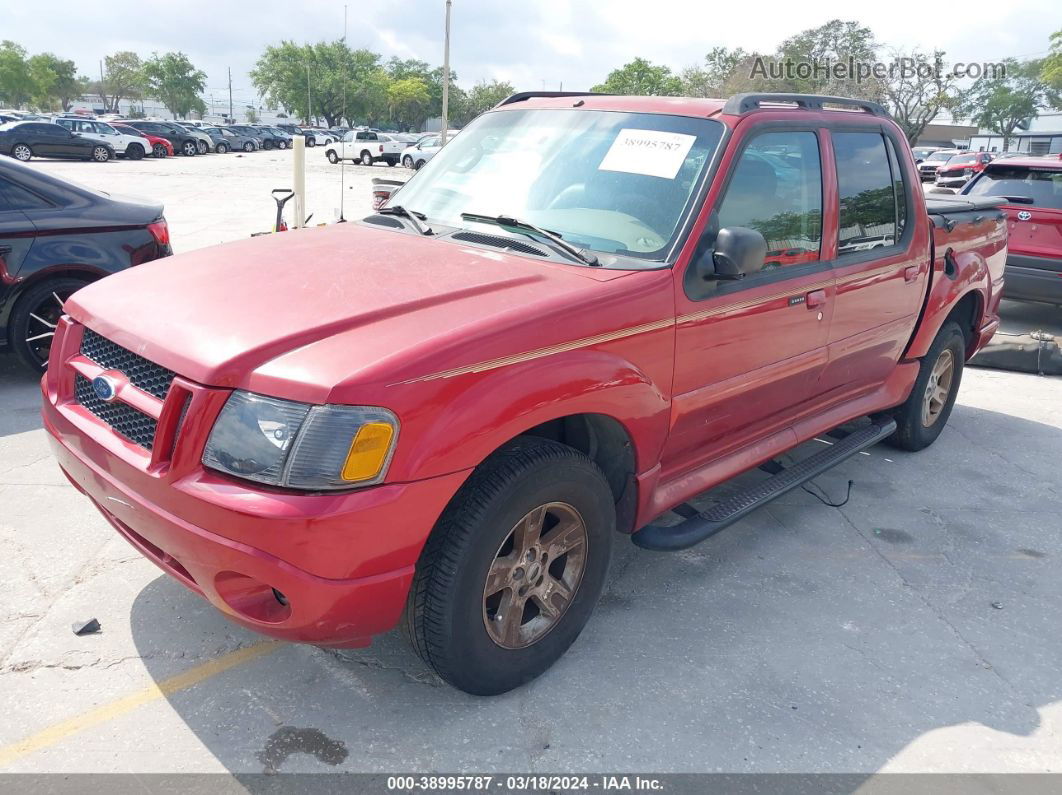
[
  {"left": 805, "top": 289, "right": 827, "bottom": 309},
  {"left": 904, "top": 265, "right": 920, "bottom": 283}
]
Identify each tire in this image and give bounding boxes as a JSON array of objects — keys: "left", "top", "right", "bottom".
[
  {"left": 262, "top": 140, "right": 273, "bottom": 150},
  {"left": 414, "top": 159, "right": 425, "bottom": 170},
  {"left": 152, "top": 142, "right": 167, "bottom": 158},
  {"left": 196, "top": 140, "right": 208, "bottom": 155},
  {"left": 360, "top": 150, "right": 373, "bottom": 166},
  {"left": 91, "top": 145, "right": 110, "bottom": 162},
  {"left": 216, "top": 142, "right": 229, "bottom": 154},
  {"left": 243, "top": 141, "right": 254, "bottom": 153},
  {"left": 11, "top": 143, "right": 32, "bottom": 161},
  {"left": 126, "top": 143, "right": 145, "bottom": 160},
  {"left": 181, "top": 140, "right": 197, "bottom": 156},
  {"left": 305, "top": 137, "right": 315, "bottom": 147},
  {"left": 326, "top": 150, "right": 339, "bottom": 164},
  {"left": 9, "top": 277, "right": 89, "bottom": 373},
  {"left": 402, "top": 154, "right": 413, "bottom": 169},
  {"left": 886, "top": 321, "right": 966, "bottom": 452},
  {"left": 405, "top": 437, "right": 615, "bottom": 695},
  {"left": 386, "top": 158, "right": 396, "bottom": 167},
  {"left": 278, "top": 140, "right": 288, "bottom": 150}
]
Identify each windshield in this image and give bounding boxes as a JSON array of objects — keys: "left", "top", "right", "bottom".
[
  {"left": 927, "top": 151, "right": 954, "bottom": 162},
  {"left": 947, "top": 154, "right": 978, "bottom": 165},
  {"left": 966, "top": 166, "right": 1062, "bottom": 208},
  {"left": 392, "top": 108, "right": 725, "bottom": 261}
]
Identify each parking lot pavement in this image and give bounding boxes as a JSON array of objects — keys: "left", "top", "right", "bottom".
[
  {"left": 1, "top": 350, "right": 1060, "bottom": 774},
  {"left": 18, "top": 148, "right": 389, "bottom": 252}
]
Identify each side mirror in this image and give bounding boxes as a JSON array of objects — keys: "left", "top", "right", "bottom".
[{"left": 706, "top": 227, "right": 767, "bottom": 280}]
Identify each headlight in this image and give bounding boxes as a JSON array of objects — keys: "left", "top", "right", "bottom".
[{"left": 202, "top": 391, "right": 399, "bottom": 490}]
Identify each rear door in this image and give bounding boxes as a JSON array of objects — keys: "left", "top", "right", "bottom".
[
  {"left": 0, "top": 176, "right": 41, "bottom": 280},
  {"left": 819, "top": 127, "right": 928, "bottom": 396},
  {"left": 663, "top": 126, "right": 835, "bottom": 477}
]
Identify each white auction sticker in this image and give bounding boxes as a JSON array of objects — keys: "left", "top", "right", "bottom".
[{"left": 598, "top": 128, "right": 697, "bottom": 179}]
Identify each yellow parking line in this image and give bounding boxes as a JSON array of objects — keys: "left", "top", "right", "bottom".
[{"left": 0, "top": 640, "right": 281, "bottom": 768}]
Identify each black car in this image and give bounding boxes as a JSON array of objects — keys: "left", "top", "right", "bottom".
[
  {"left": 0, "top": 157, "right": 171, "bottom": 371},
  {"left": 245, "top": 126, "right": 288, "bottom": 150},
  {"left": 0, "top": 121, "right": 115, "bottom": 163},
  {"left": 122, "top": 120, "right": 201, "bottom": 157}
]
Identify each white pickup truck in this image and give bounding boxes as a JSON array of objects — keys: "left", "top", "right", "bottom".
[{"left": 324, "top": 130, "right": 405, "bottom": 166}]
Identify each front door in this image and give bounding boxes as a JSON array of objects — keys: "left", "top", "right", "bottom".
[{"left": 662, "top": 127, "right": 835, "bottom": 479}]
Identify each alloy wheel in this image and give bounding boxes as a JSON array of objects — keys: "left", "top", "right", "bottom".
[
  {"left": 13, "top": 144, "right": 31, "bottom": 161},
  {"left": 93, "top": 146, "right": 109, "bottom": 162},
  {"left": 25, "top": 289, "right": 74, "bottom": 368},
  {"left": 482, "top": 502, "right": 588, "bottom": 649},
  {"left": 921, "top": 348, "right": 955, "bottom": 427}
]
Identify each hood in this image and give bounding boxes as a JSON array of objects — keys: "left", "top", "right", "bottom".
[{"left": 67, "top": 222, "right": 634, "bottom": 395}]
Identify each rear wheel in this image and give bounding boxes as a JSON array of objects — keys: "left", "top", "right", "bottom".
[
  {"left": 360, "top": 150, "right": 373, "bottom": 166},
  {"left": 405, "top": 437, "right": 614, "bottom": 695},
  {"left": 10, "top": 277, "right": 88, "bottom": 372},
  {"left": 243, "top": 141, "right": 254, "bottom": 153},
  {"left": 216, "top": 142, "right": 229, "bottom": 154},
  {"left": 326, "top": 150, "right": 339, "bottom": 164},
  {"left": 181, "top": 140, "right": 197, "bottom": 156},
  {"left": 305, "top": 137, "right": 315, "bottom": 147},
  {"left": 11, "top": 143, "right": 32, "bottom": 161},
  {"left": 402, "top": 154, "right": 413, "bottom": 169},
  {"left": 196, "top": 140, "right": 208, "bottom": 154},
  {"left": 886, "top": 321, "right": 966, "bottom": 451},
  {"left": 414, "top": 159, "right": 425, "bottom": 170},
  {"left": 152, "top": 142, "right": 167, "bottom": 158}
]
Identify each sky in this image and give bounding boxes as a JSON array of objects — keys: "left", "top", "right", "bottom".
[{"left": 5, "top": 0, "right": 1059, "bottom": 111}]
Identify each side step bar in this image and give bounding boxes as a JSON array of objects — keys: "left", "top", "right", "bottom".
[{"left": 631, "top": 418, "right": 897, "bottom": 551}]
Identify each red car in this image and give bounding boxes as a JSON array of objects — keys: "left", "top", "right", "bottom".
[
  {"left": 42, "top": 92, "right": 1006, "bottom": 695},
  {"left": 962, "top": 155, "right": 1062, "bottom": 305},
  {"left": 935, "top": 151, "right": 993, "bottom": 188},
  {"left": 113, "top": 123, "right": 173, "bottom": 158}
]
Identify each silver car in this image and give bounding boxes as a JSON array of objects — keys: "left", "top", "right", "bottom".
[
  {"left": 205, "top": 126, "right": 260, "bottom": 153},
  {"left": 173, "top": 123, "right": 213, "bottom": 155}
]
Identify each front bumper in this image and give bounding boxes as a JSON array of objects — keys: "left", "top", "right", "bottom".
[
  {"left": 42, "top": 351, "right": 469, "bottom": 647},
  {"left": 935, "top": 173, "right": 970, "bottom": 187}
]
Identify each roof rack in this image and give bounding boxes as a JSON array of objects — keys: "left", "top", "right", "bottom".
[
  {"left": 722, "top": 93, "right": 889, "bottom": 118},
  {"left": 495, "top": 91, "right": 610, "bottom": 108}
]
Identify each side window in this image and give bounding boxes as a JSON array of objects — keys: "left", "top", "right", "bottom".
[
  {"left": 833, "top": 132, "right": 899, "bottom": 256},
  {"left": 356, "top": 132, "right": 367, "bottom": 140},
  {"left": 716, "top": 131, "right": 823, "bottom": 269},
  {"left": 0, "top": 177, "right": 52, "bottom": 211},
  {"left": 884, "top": 136, "right": 907, "bottom": 238}
]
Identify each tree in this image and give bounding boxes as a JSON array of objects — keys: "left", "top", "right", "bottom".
[
  {"left": 591, "top": 57, "right": 682, "bottom": 96},
  {"left": 681, "top": 47, "right": 750, "bottom": 97},
  {"left": 387, "top": 77, "right": 430, "bottom": 130},
  {"left": 456, "top": 80, "right": 515, "bottom": 123},
  {"left": 956, "top": 59, "right": 1054, "bottom": 150},
  {"left": 1043, "top": 30, "right": 1062, "bottom": 91},
  {"left": 143, "top": 52, "right": 206, "bottom": 118},
  {"left": 245, "top": 106, "right": 259, "bottom": 123},
  {"left": 0, "top": 41, "right": 33, "bottom": 107},
  {"left": 766, "top": 19, "right": 881, "bottom": 99},
  {"left": 881, "top": 49, "right": 962, "bottom": 144},
  {"left": 100, "top": 51, "right": 144, "bottom": 113},
  {"left": 27, "top": 53, "right": 84, "bottom": 111}
]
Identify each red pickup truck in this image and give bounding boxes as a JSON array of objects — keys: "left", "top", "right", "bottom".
[{"left": 42, "top": 92, "right": 1007, "bottom": 695}]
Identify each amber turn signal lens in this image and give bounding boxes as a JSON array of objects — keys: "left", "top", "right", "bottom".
[{"left": 341, "top": 422, "right": 396, "bottom": 482}]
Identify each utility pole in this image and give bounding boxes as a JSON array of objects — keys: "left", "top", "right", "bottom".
[
  {"left": 307, "top": 63, "right": 312, "bottom": 124},
  {"left": 441, "top": 0, "right": 452, "bottom": 145},
  {"left": 228, "top": 67, "right": 233, "bottom": 122},
  {"left": 99, "top": 60, "right": 106, "bottom": 111}
]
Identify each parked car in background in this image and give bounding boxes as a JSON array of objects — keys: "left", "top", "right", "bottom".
[
  {"left": 993, "top": 151, "right": 1035, "bottom": 160},
  {"left": 401, "top": 133, "right": 444, "bottom": 169},
  {"left": 934, "top": 151, "right": 993, "bottom": 188},
  {"left": 53, "top": 118, "right": 149, "bottom": 160},
  {"left": 204, "top": 127, "right": 258, "bottom": 153},
  {"left": 910, "top": 146, "right": 939, "bottom": 164},
  {"left": 172, "top": 123, "right": 212, "bottom": 155},
  {"left": 247, "top": 126, "right": 289, "bottom": 150},
  {"left": 112, "top": 124, "right": 173, "bottom": 158},
  {"left": 123, "top": 121, "right": 201, "bottom": 157},
  {"left": 917, "top": 149, "right": 962, "bottom": 181},
  {"left": 0, "top": 121, "right": 114, "bottom": 162},
  {"left": 323, "top": 130, "right": 405, "bottom": 166},
  {"left": 276, "top": 124, "right": 333, "bottom": 146},
  {"left": 962, "top": 155, "right": 1062, "bottom": 306},
  {"left": 41, "top": 91, "right": 1006, "bottom": 696},
  {"left": 0, "top": 157, "right": 170, "bottom": 371}
]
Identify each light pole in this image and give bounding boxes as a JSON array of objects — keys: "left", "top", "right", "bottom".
[
  {"left": 441, "top": 0, "right": 452, "bottom": 144},
  {"left": 306, "top": 62, "right": 312, "bottom": 124}
]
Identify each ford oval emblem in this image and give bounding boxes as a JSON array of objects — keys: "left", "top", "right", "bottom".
[
  {"left": 92, "top": 375, "right": 118, "bottom": 402},
  {"left": 1017, "top": 210, "right": 1032, "bottom": 221}
]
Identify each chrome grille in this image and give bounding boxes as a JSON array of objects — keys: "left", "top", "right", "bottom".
[
  {"left": 80, "top": 329, "right": 175, "bottom": 400},
  {"left": 74, "top": 374, "right": 158, "bottom": 450}
]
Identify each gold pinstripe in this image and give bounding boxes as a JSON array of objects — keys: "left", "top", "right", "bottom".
[{"left": 402, "top": 263, "right": 908, "bottom": 384}]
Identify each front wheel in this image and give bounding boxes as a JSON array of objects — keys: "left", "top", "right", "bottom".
[
  {"left": 11, "top": 143, "right": 32, "bottom": 161},
  {"left": 305, "top": 137, "right": 315, "bottom": 147},
  {"left": 181, "top": 140, "right": 197, "bottom": 156},
  {"left": 405, "top": 437, "right": 614, "bottom": 695},
  {"left": 402, "top": 154, "right": 413, "bottom": 169},
  {"left": 216, "top": 142, "right": 229, "bottom": 154},
  {"left": 243, "top": 141, "right": 254, "bottom": 153},
  {"left": 886, "top": 321, "right": 966, "bottom": 451},
  {"left": 126, "top": 143, "right": 145, "bottom": 160},
  {"left": 360, "top": 150, "right": 373, "bottom": 166},
  {"left": 196, "top": 140, "right": 208, "bottom": 155},
  {"left": 152, "top": 142, "right": 168, "bottom": 158},
  {"left": 326, "top": 150, "right": 339, "bottom": 164},
  {"left": 91, "top": 145, "right": 110, "bottom": 162}
]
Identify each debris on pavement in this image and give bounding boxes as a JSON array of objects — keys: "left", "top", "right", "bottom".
[{"left": 72, "top": 618, "right": 101, "bottom": 636}]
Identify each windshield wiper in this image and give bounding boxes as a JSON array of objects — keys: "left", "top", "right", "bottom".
[
  {"left": 999, "top": 195, "right": 1034, "bottom": 204},
  {"left": 377, "top": 205, "right": 432, "bottom": 235},
  {"left": 460, "top": 213, "right": 599, "bottom": 266}
]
